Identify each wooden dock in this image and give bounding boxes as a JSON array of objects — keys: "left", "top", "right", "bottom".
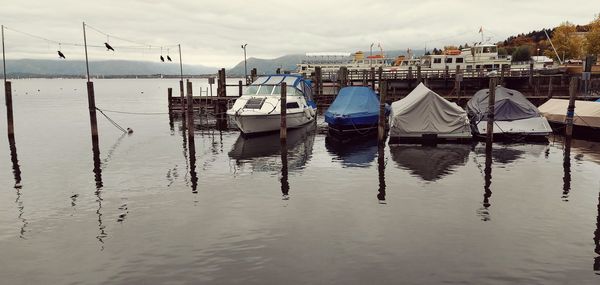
[{"left": 168, "top": 66, "right": 600, "bottom": 115}]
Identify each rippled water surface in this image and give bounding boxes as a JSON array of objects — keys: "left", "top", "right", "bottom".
[{"left": 1, "top": 79, "right": 600, "bottom": 284}]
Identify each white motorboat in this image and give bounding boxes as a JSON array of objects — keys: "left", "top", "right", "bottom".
[{"left": 227, "top": 74, "right": 317, "bottom": 134}]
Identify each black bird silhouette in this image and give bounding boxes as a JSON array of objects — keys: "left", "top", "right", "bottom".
[
  {"left": 160, "top": 55, "right": 165, "bottom": 62},
  {"left": 57, "top": 51, "right": 66, "bottom": 59},
  {"left": 104, "top": 42, "right": 114, "bottom": 51},
  {"left": 167, "top": 55, "right": 172, "bottom": 62}
]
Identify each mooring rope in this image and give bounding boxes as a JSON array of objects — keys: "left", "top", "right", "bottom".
[{"left": 96, "top": 107, "right": 128, "bottom": 133}]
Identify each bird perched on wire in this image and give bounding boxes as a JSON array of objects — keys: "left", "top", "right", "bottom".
[
  {"left": 104, "top": 42, "right": 115, "bottom": 51},
  {"left": 160, "top": 55, "right": 165, "bottom": 62},
  {"left": 167, "top": 55, "right": 172, "bottom": 62},
  {"left": 57, "top": 51, "right": 66, "bottom": 59}
]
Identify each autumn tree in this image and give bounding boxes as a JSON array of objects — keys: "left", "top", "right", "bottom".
[
  {"left": 585, "top": 13, "right": 600, "bottom": 55},
  {"left": 512, "top": 45, "right": 532, "bottom": 62},
  {"left": 544, "top": 22, "right": 584, "bottom": 61}
]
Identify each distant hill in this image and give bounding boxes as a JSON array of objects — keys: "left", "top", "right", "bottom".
[
  {"left": 1, "top": 59, "right": 218, "bottom": 77},
  {"left": 227, "top": 49, "right": 426, "bottom": 76}
]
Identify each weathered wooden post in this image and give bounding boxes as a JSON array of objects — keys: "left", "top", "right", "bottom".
[
  {"left": 455, "top": 66, "right": 462, "bottom": 98},
  {"left": 280, "top": 82, "right": 287, "bottom": 142},
  {"left": 547, "top": 76, "right": 554, "bottom": 99},
  {"left": 280, "top": 140, "right": 289, "bottom": 199},
  {"left": 179, "top": 79, "right": 185, "bottom": 128},
  {"left": 167, "top": 87, "right": 173, "bottom": 111},
  {"left": 486, "top": 77, "right": 497, "bottom": 144},
  {"left": 528, "top": 63, "right": 534, "bottom": 87},
  {"left": 186, "top": 80, "right": 194, "bottom": 133},
  {"left": 407, "top": 66, "right": 413, "bottom": 89},
  {"left": 315, "top": 66, "right": 322, "bottom": 96},
  {"left": 444, "top": 65, "right": 449, "bottom": 88},
  {"left": 221, "top": 68, "right": 227, "bottom": 97},
  {"left": 417, "top": 65, "right": 422, "bottom": 83},
  {"left": 276, "top": 67, "right": 281, "bottom": 74},
  {"left": 4, "top": 81, "right": 14, "bottom": 136},
  {"left": 565, "top": 77, "right": 578, "bottom": 137},
  {"left": 238, "top": 80, "right": 243, "bottom": 97},
  {"left": 378, "top": 80, "right": 387, "bottom": 143},
  {"left": 377, "top": 66, "right": 383, "bottom": 88},
  {"left": 370, "top": 67, "right": 376, "bottom": 90},
  {"left": 251, "top": 68, "right": 257, "bottom": 83},
  {"left": 362, "top": 70, "right": 367, "bottom": 86}
]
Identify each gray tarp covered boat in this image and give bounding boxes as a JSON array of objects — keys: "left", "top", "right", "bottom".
[
  {"left": 389, "top": 83, "right": 472, "bottom": 144},
  {"left": 467, "top": 86, "right": 551, "bottom": 140}
]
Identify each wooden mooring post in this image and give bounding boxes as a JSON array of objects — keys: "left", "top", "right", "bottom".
[
  {"left": 407, "top": 66, "right": 413, "bottom": 89},
  {"left": 251, "top": 68, "right": 257, "bottom": 83},
  {"left": 179, "top": 79, "right": 185, "bottom": 127},
  {"left": 87, "top": 81, "right": 99, "bottom": 139},
  {"left": 378, "top": 81, "right": 387, "bottom": 143},
  {"left": 455, "top": 66, "right": 462, "bottom": 98},
  {"left": 370, "top": 67, "right": 375, "bottom": 90},
  {"left": 315, "top": 67, "right": 322, "bottom": 96},
  {"left": 486, "top": 77, "right": 497, "bottom": 145},
  {"left": 186, "top": 80, "right": 194, "bottom": 131},
  {"left": 238, "top": 80, "right": 243, "bottom": 97},
  {"left": 417, "top": 65, "right": 422, "bottom": 84},
  {"left": 565, "top": 77, "right": 578, "bottom": 137},
  {"left": 5, "top": 81, "right": 14, "bottom": 136},
  {"left": 280, "top": 82, "right": 287, "bottom": 142}
]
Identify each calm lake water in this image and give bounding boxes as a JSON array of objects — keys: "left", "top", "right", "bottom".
[{"left": 1, "top": 78, "right": 600, "bottom": 284}]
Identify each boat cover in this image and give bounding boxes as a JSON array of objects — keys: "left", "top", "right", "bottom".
[
  {"left": 325, "top": 87, "right": 380, "bottom": 126},
  {"left": 389, "top": 83, "right": 471, "bottom": 137},
  {"left": 538, "top": 99, "right": 600, "bottom": 128},
  {"left": 467, "top": 86, "right": 540, "bottom": 122},
  {"left": 596, "top": 98, "right": 600, "bottom": 102}
]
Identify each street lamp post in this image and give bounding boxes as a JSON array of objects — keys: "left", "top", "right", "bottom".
[{"left": 241, "top": 44, "right": 248, "bottom": 85}]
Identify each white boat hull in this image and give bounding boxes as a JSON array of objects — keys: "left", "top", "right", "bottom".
[{"left": 229, "top": 111, "right": 315, "bottom": 134}]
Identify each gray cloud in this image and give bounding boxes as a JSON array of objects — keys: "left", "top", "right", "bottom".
[{"left": 1, "top": 0, "right": 597, "bottom": 67}]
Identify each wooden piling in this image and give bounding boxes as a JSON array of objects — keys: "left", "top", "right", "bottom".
[
  {"left": 87, "top": 81, "right": 99, "bottom": 138},
  {"left": 186, "top": 81, "right": 194, "bottom": 133},
  {"left": 565, "top": 77, "right": 578, "bottom": 137},
  {"left": 276, "top": 68, "right": 281, "bottom": 74},
  {"left": 528, "top": 63, "right": 534, "bottom": 86},
  {"left": 455, "top": 66, "right": 462, "bottom": 98},
  {"left": 315, "top": 66, "right": 322, "bottom": 96},
  {"left": 417, "top": 65, "right": 422, "bottom": 83},
  {"left": 167, "top": 87, "right": 173, "bottom": 111},
  {"left": 486, "top": 77, "right": 497, "bottom": 145},
  {"left": 444, "top": 66, "right": 449, "bottom": 88},
  {"left": 238, "top": 80, "right": 243, "bottom": 97},
  {"left": 280, "top": 82, "right": 287, "bottom": 142},
  {"left": 407, "top": 66, "right": 413, "bottom": 89},
  {"left": 378, "top": 81, "right": 387, "bottom": 143},
  {"left": 547, "top": 76, "right": 554, "bottom": 99},
  {"left": 377, "top": 66, "right": 383, "bottom": 87},
  {"left": 251, "top": 68, "right": 257, "bottom": 83},
  {"left": 370, "top": 67, "right": 375, "bottom": 90},
  {"left": 4, "top": 81, "right": 14, "bottom": 136}
]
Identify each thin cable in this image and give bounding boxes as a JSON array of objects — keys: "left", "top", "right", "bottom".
[
  {"left": 85, "top": 24, "right": 179, "bottom": 49},
  {"left": 96, "top": 107, "right": 169, "bottom": 115}
]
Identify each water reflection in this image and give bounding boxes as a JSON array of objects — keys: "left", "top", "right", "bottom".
[
  {"left": 280, "top": 141, "right": 289, "bottom": 200},
  {"left": 477, "top": 143, "right": 493, "bottom": 221},
  {"left": 8, "top": 134, "right": 27, "bottom": 238},
  {"left": 389, "top": 144, "right": 471, "bottom": 181},
  {"left": 562, "top": 138, "right": 572, "bottom": 201},
  {"left": 595, "top": 192, "right": 600, "bottom": 273},
  {"left": 325, "top": 136, "right": 378, "bottom": 168},
  {"left": 188, "top": 131, "right": 198, "bottom": 194},
  {"left": 229, "top": 123, "right": 316, "bottom": 173},
  {"left": 91, "top": 136, "right": 107, "bottom": 250},
  {"left": 377, "top": 144, "right": 386, "bottom": 204}
]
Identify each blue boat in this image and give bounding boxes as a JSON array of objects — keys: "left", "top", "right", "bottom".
[{"left": 325, "top": 86, "right": 389, "bottom": 135}]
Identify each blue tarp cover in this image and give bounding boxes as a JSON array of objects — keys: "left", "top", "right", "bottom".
[
  {"left": 596, "top": 98, "right": 600, "bottom": 102},
  {"left": 325, "top": 87, "right": 381, "bottom": 126}
]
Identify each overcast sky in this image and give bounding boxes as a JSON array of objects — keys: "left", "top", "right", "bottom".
[{"left": 1, "top": 0, "right": 598, "bottom": 67}]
